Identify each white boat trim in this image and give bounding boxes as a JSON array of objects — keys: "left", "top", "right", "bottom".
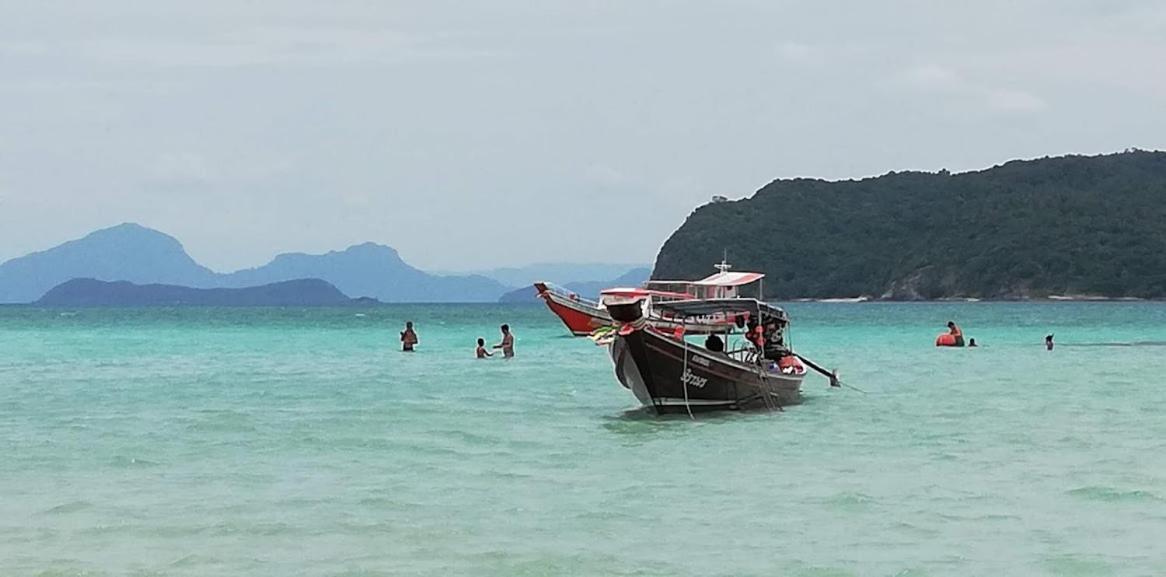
[
  {"left": 651, "top": 398, "right": 738, "bottom": 407},
  {"left": 543, "top": 290, "right": 609, "bottom": 317}
]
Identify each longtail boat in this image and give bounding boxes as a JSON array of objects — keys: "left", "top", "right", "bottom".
[
  {"left": 535, "top": 260, "right": 764, "bottom": 337},
  {"left": 533, "top": 282, "right": 612, "bottom": 337},
  {"left": 597, "top": 289, "right": 811, "bottom": 415}
]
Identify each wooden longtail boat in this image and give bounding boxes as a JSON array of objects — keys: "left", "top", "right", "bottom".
[{"left": 599, "top": 292, "right": 808, "bottom": 415}]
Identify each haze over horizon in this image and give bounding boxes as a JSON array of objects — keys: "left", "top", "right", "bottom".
[{"left": 2, "top": 1, "right": 1164, "bottom": 271}]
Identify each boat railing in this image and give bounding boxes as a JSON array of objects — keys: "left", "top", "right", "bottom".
[
  {"left": 641, "top": 281, "right": 697, "bottom": 302},
  {"left": 725, "top": 347, "right": 759, "bottom": 364},
  {"left": 677, "top": 342, "right": 766, "bottom": 374},
  {"left": 540, "top": 282, "right": 600, "bottom": 308}
]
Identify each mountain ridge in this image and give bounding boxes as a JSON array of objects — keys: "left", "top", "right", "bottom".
[
  {"left": 0, "top": 223, "right": 219, "bottom": 302},
  {"left": 36, "top": 278, "right": 361, "bottom": 307},
  {"left": 0, "top": 224, "right": 508, "bottom": 303},
  {"left": 463, "top": 262, "right": 651, "bottom": 288},
  {"left": 498, "top": 267, "right": 651, "bottom": 303},
  {"left": 653, "top": 150, "right": 1166, "bottom": 299}
]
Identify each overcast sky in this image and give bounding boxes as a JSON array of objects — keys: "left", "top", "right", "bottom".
[{"left": 1, "top": 1, "right": 1164, "bottom": 272}]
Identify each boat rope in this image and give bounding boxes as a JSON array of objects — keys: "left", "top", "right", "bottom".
[
  {"left": 842, "top": 382, "right": 867, "bottom": 394},
  {"left": 758, "top": 364, "right": 781, "bottom": 412},
  {"left": 681, "top": 317, "right": 694, "bottom": 420},
  {"left": 760, "top": 302, "right": 783, "bottom": 412}
]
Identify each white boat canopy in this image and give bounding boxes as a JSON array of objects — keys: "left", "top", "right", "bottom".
[
  {"left": 692, "top": 271, "right": 765, "bottom": 287},
  {"left": 653, "top": 298, "right": 787, "bottom": 321},
  {"left": 643, "top": 261, "right": 766, "bottom": 300}
]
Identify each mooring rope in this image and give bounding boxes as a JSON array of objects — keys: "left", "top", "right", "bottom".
[{"left": 681, "top": 318, "right": 694, "bottom": 421}]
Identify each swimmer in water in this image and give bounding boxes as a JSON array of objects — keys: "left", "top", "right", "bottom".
[
  {"left": 947, "top": 321, "right": 965, "bottom": 347},
  {"left": 493, "top": 324, "right": 515, "bottom": 358},
  {"left": 475, "top": 338, "right": 492, "bottom": 359},
  {"left": 400, "top": 321, "right": 418, "bottom": 352},
  {"left": 1045, "top": 334, "right": 1054, "bottom": 351}
]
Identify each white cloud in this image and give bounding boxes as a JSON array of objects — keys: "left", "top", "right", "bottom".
[
  {"left": 583, "top": 164, "right": 635, "bottom": 188},
  {"left": 0, "top": 0, "right": 1159, "bottom": 269},
  {"left": 902, "top": 64, "right": 1046, "bottom": 114},
  {"left": 904, "top": 64, "right": 968, "bottom": 92},
  {"left": 147, "top": 153, "right": 215, "bottom": 188},
  {"left": 83, "top": 26, "right": 496, "bottom": 69},
  {"left": 774, "top": 42, "right": 817, "bottom": 65},
  {"left": 0, "top": 41, "right": 47, "bottom": 57},
  {"left": 986, "top": 89, "right": 1047, "bottom": 112}
]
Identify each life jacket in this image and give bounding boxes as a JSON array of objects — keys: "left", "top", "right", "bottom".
[
  {"left": 748, "top": 326, "right": 765, "bottom": 348},
  {"left": 777, "top": 355, "right": 804, "bottom": 374}
]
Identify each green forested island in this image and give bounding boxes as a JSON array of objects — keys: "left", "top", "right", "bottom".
[{"left": 653, "top": 151, "right": 1166, "bottom": 300}]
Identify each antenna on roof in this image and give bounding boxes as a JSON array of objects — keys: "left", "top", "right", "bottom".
[{"left": 714, "top": 250, "right": 732, "bottom": 274}]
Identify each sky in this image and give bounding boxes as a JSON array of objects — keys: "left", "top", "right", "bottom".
[{"left": 1, "top": 0, "right": 1164, "bottom": 272}]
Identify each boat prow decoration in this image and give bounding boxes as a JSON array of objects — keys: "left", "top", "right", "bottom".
[
  {"left": 534, "top": 282, "right": 611, "bottom": 337},
  {"left": 537, "top": 261, "right": 771, "bottom": 338}
]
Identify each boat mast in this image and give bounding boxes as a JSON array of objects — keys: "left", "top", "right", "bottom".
[
  {"left": 714, "top": 251, "right": 731, "bottom": 299},
  {"left": 714, "top": 251, "right": 731, "bottom": 274}
]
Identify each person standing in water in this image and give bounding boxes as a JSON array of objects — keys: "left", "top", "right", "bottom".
[
  {"left": 493, "top": 324, "right": 515, "bottom": 358},
  {"left": 1045, "top": 334, "right": 1054, "bottom": 351},
  {"left": 400, "top": 321, "right": 419, "bottom": 352},
  {"left": 947, "top": 321, "right": 965, "bottom": 347},
  {"left": 475, "top": 338, "right": 493, "bottom": 359}
]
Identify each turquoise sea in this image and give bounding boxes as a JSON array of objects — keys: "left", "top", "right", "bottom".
[{"left": 2, "top": 303, "right": 1166, "bottom": 577}]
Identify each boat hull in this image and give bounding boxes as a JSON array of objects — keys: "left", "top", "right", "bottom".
[
  {"left": 536, "top": 283, "right": 742, "bottom": 338},
  {"left": 536, "top": 283, "right": 612, "bottom": 336},
  {"left": 610, "top": 328, "right": 803, "bottom": 414}
]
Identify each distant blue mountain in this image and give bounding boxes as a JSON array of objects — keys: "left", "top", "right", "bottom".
[
  {"left": 0, "top": 224, "right": 510, "bottom": 303},
  {"left": 468, "top": 262, "right": 650, "bottom": 288},
  {"left": 0, "top": 223, "right": 218, "bottom": 303},
  {"left": 37, "top": 278, "right": 358, "bottom": 307},
  {"left": 219, "top": 243, "right": 509, "bottom": 302},
  {"left": 498, "top": 267, "right": 651, "bottom": 303}
]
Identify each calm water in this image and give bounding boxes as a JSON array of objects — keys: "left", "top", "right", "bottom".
[{"left": 2, "top": 303, "right": 1165, "bottom": 577}]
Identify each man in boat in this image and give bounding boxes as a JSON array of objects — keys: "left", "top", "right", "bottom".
[
  {"left": 947, "top": 321, "right": 965, "bottom": 347},
  {"left": 745, "top": 318, "right": 765, "bottom": 350},
  {"left": 400, "top": 321, "right": 419, "bottom": 352},
  {"left": 761, "top": 318, "right": 792, "bottom": 365},
  {"left": 704, "top": 333, "right": 726, "bottom": 355},
  {"left": 764, "top": 319, "right": 785, "bottom": 349},
  {"left": 493, "top": 324, "right": 515, "bottom": 358}
]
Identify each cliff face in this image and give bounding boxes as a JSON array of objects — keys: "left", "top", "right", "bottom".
[{"left": 653, "top": 151, "right": 1166, "bottom": 300}]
